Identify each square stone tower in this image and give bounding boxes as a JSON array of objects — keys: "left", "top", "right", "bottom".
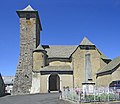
[{"left": 12, "top": 5, "right": 42, "bottom": 95}]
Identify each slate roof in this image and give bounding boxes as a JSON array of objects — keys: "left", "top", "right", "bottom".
[
  {"left": 80, "top": 37, "right": 94, "bottom": 45},
  {"left": 97, "top": 56, "right": 120, "bottom": 74},
  {"left": 19, "top": 5, "right": 35, "bottom": 11},
  {"left": 35, "top": 37, "right": 109, "bottom": 59},
  {"left": 36, "top": 45, "right": 108, "bottom": 59},
  {"left": 40, "top": 65, "right": 72, "bottom": 71},
  {"left": 2, "top": 76, "right": 15, "bottom": 85},
  {"left": 39, "top": 45, "right": 78, "bottom": 58},
  {"left": 16, "top": 5, "right": 42, "bottom": 31},
  {"left": 34, "top": 45, "right": 45, "bottom": 52}
]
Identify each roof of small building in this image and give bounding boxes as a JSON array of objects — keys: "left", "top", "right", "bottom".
[
  {"left": 80, "top": 37, "right": 94, "bottom": 45},
  {"left": 40, "top": 65, "right": 72, "bottom": 71},
  {"left": 97, "top": 56, "right": 120, "bottom": 74},
  {"left": 34, "top": 45, "right": 46, "bottom": 52},
  {"left": 2, "top": 76, "right": 15, "bottom": 85}
]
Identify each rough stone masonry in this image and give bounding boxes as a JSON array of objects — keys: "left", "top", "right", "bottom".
[{"left": 12, "top": 5, "right": 42, "bottom": 95}]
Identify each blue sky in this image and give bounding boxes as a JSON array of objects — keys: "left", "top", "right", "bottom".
[{"left": 0, "top": 0, "right": 120, "bottom": 76}]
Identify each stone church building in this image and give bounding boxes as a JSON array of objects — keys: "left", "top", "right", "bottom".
[{"left": 12, "top": 5, "right": 120, "bottom": 95}]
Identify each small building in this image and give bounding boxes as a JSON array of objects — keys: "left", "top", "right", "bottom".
[
  {"left": 96, "top": 56, "right": 120, "bottom": 87},
  {"left": 2, "top": 76, "right": 14, "bottom": 94},
  {"left": 0, "top": 73, "right": 5, "bottom": 97}
]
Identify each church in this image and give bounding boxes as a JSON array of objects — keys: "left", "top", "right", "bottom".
[{"left": 12, "top": 5, "right": 120, "bottom": 95}]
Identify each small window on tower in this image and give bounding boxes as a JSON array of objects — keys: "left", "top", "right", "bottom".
[{"left": 26, "top": 14, "right": 30, "bottom": 20}]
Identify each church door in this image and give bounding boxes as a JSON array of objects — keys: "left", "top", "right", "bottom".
[{"left": 49, "top": 74, "right": 60, "bottom": 92}]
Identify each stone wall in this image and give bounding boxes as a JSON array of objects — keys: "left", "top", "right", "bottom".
[
  {"left": 30, "top": 72, "right": 40, "bottom": 93},
  {"left": 60, "top": 74, "right": 73, "bottom": 89},
  {"left": 31, "top": 73, "right": 73, "bottom": 93},
  {"left": 96, "top": 66, "right": 120, "bottom": 87},
  {"left": 100, "top": 59, "right": 107, "bottom": 69},
  {"left": 13, "top": 12, "right": 41, "bottom": 95},
  {"left": 39, "top": 74, "right": 73, "bottom": 93},
  {"left": 96, "top": 74, "right": 112, "bottom": 87},
  {"left": 112, "top": 66, "right": 120, "bottom": 81},
  {"left": 40, "top": 75, "right": 48, "bottom": 93},
  {"left": 33, "top": 52, "right": 46, "bottom": 71},
  {"left": 32, "top": 51, "right": 73, "bottom": 93},
  {"left": 72, "top": 47, "right": 102, "bottom": 88}
]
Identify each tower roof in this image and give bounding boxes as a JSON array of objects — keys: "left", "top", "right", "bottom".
[
  {"left": 17, "top": 5, "right": 38, "bottom": 14},
  {"left": 19, "top": 5, "right": 36, "bottom": 11},
  {"left": 22, "top": 5, "right": 35, "bottom": 11},
  {"left": 16, "top": 5, "right": 38, "bottom": 17},
  {"left": 80, "top": 37, "right": 94, "bottom": 45},
  {"left": 16, "top": 5, "right": 42, "bottom": 31}
]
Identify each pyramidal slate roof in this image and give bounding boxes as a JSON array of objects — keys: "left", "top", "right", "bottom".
[
  {"left": 97, "top": 56, "right": 120, "bottom": 74},
  {"left": 80, "top": 37, "right": 94, "bottom": 45},
  {"left": 21, "top": 5, "right": 35, "bottom": 11},
  {"left": 35, "top": 45, "right": 45, "bottom": 51}
]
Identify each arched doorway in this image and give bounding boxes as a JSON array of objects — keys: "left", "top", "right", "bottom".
[{"left": 49, "top": 74, "right": 60, "bottom": 92}]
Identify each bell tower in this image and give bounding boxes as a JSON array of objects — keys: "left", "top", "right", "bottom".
[{"left": 13, "top": 5, "right": 42, "bottom": 94}]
